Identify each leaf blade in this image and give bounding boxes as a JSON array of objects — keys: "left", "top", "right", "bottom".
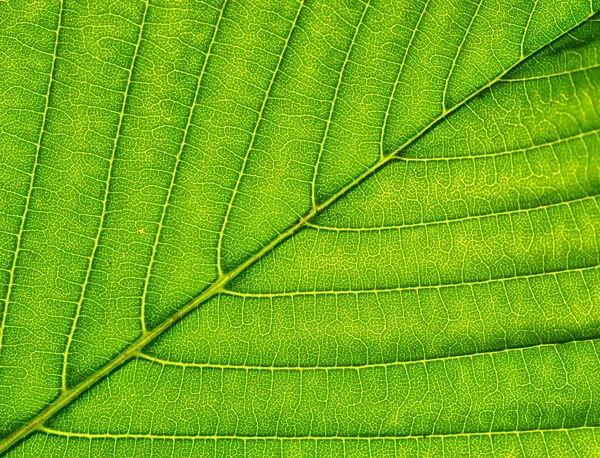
[{"left": 0, "top": 1, "right": 599, "bottom": 456}]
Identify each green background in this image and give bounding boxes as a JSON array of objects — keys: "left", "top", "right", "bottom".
[{"left": 0, "top": 0, "right": 599, "bottom": 455}]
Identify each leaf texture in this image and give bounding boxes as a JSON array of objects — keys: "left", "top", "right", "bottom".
[{"left": 0, "top": 0, "right": 599, "bottom": 456}]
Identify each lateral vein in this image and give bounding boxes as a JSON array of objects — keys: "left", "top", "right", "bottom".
[
  {"left": 0, "top": 0, "right": 65, "bottom": 353},
  {"left": 215, "top": 0, "right": 306, "bottom": 276},
  {"left": 137, "top": 336, "right": 600, "bottom": 371},
  {"left": 37, "top": 424, "right": 600, "bottom": 441},
  {"left": 139, "top": 0, "right": 229, "bottom": 334},
  {"left": 59, "top": 0, "right": 151, "bottom": 394}
]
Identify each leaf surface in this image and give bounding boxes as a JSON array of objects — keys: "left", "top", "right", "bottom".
[{"left": 0, "top": 0, "right": 600, "bottom": 456}]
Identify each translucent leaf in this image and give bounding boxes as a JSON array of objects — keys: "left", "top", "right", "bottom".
[{"left": 0, "top": 0, "right": 599, "bottom": 456}]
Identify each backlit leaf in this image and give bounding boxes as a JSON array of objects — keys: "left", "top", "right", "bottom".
[{"left": 0, "top": 0, "right": 599, "bottom": 456}]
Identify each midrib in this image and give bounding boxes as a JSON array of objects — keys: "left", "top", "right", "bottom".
[{"left": 0, "top": 10, "right": 597, "bottom": 456}]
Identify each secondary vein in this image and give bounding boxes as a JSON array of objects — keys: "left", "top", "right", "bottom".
[
  {"left": 60, "top": 0, "right": 151, "bottom": 394},
  {"left": 310, "top": 0, "right": 372, "bottom": 207},
  {"left": 138, "top": 336, "right": 600, "bottom": 371},
  {"left": 215, "top": 0, "right": 307, "bottom": 276},
  {"left": 139, "top": 0, "right": 229, "bottom": 334},
  {"left": 0, "top": 0, "right": 65, "bottom": 354}
]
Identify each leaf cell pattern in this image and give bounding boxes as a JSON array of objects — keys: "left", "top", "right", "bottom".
[{"left": 0, "top": 0, "right": 599, "bottom": 456}]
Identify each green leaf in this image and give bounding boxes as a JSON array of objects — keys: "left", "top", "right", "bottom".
[{"left": 1, "top": 0, "right": 599, "bottom": 456}]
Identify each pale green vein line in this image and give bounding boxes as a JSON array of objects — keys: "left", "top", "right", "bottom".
[
  {"left": 223, "top": 264, "right": 600, "bottom": 298},
  {"left": 0, "top": 0, "right": 64, "bottom": 354},
  {"left": 306, "top": 193, "right": 600, "bottom": 233},
  {"left": 215, "top": 0, "right": 305, "bottom": 276},
  {"left": 379, "top": 0, "right": 431, "bottom": 159},
  {"left": 501, "top": 64, "right": 600, "bottom": 82},
  {"left": 139, "top": 0, "right": 228, "bottom": 334},
  {"left": 37, "top": 424, "right": 600, "bottom": 441},
  {"left": 442, "top": 0, "right": 483, "bottom": 112},
  {"left": 396, "top": 127, "right": 600, "bottom": 162},
  {"left": 0, "top": 10, "right": 596, "bottom": 456},
  {"left": 59, "top": 0, "right": 150, "bottom": 393},
  {"left": 138, "top": 337, "right": 600, "bottom": 371},
  {"left": 521, "top": 0, "right": 538, "bottom": 58},
  {"left": 310, "top": 0, "right": 372, "bottom": 207}
]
